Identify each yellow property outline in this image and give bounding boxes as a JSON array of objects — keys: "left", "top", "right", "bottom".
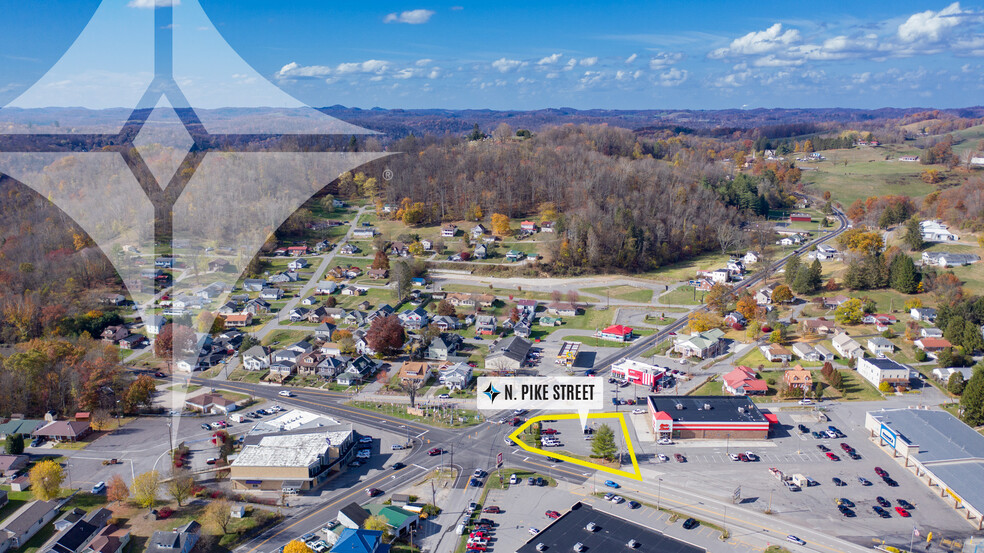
[{"left": 508, "top": 413, "right": 643, "bottom": 481}]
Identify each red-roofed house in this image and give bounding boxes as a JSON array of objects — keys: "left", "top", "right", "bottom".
[
  {"left": 789, "top": 213, "right": 812, "bottom": 222},
  {"left": 287, "top": 246, "right": 309, "bottom": 256},
  {"left": 914, "top": 337, "right": 953, "bottom": 354},
  {"left": 521, "top": 221, "right": 537, "bottom": 232},
  {"left": 32, "top": 420, "right": 91, "bottom": 442},
  {"left": 597, "top": 325, "right": 634, "bottom": 343},
  {"left": 722, "top": 366, "right": 768, "bottom": 396}
]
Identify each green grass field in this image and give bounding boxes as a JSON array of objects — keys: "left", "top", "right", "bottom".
[
  {"left": 802, "top": 147, "right": 943, "bottom": 207},
  {"left": 581, "top": 285, "right": 654, "bottom": 303},
  {"left": 658, "top": 285, "right": 705, "bottom": 306}
]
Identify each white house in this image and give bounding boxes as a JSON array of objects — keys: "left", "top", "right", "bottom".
[
  {"left": 866, "top": 337, "right": 895, "bottom": 357},
  {"left": 146, "top": 315, "right": 167, "bottom": 336},
  {"left": 316, "top": 281, "right": 338, "bottom": 295},
  {"left": 288, "top": 258, "right": 309, "bottom": 270},
  {"left": 241, "top": 346, "right": 271, "bottom": 371},
  {"left": 791, "top": 342, "right": 819, "bottom": 362},
  {"left": 743, "top": 251, "right": 760, "bottom": 265},
  {"left": 910, "top": 307, "right": 937, "bottom": 322},
  {"left": 857, "top": 357, "right": 910, "bottom": 388},
  {"left": 438, "top": 363, "right": 472, "bottom": 391},
  {"left": 832, "top": 332, "right": 864, "bottom": 359}
]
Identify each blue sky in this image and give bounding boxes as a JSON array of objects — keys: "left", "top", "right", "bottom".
[{"left": 1, "top": 0, "right": 983, "bottom": 110}]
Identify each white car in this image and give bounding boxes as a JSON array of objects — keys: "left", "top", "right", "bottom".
[
  {"left": 798, "top": 399, "right": 813, "bottom": 405},
  {"left": 610, "top": 495, "right": 623, "bottom": 504},
  {"left": 657, "top": 438, "right": 673, "bottom": 445},
  {"left": 729, "top": 453, "right": 740, "bottom": 461},
  {"left": 632, "top": 409, "right": 646, "bottom": 415},
  {"left": 438, "top": 394, "right": 451, "bottom": 399},
  {"left": 356, "top": 450, "right": 371, "bottom": 459},
  {"left": 529, "top": 527, "right": 540, "bottom": 535},
  {"left": 278, "top": 390, "right": 293, "bottom": 397},
  {"left": 658, "top": 454, "right": 668, "bottom": 462},
  {"left": 359, "top": 436, "right": 373, "bottom": 444}
]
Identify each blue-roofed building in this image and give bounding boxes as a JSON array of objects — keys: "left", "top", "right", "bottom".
[{"left": 330, "top": 528, "right": 390, "bottom": 553}]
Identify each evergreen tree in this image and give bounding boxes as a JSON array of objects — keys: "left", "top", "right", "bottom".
[
  {"left": 591, "top": 424, "right": 617, "bottom": 461},
  {"left": 948, "top": 372, "right": 966, "bottom": 395},
  {"left": 903, "top": 217, "right": 924, "bottom": 251},
  {"left": 843, "top": 259, "right": 865, "bottom": 290},
  {"left": 960, "top": 364, "right": 984, "bottom": 426},
  {"left": 962, "top": 323, "right": 984, "bottom": 353},
  {"left": 784, "top": 254, "right": 801, "bottom": 285},
  {"left": 945, "top": 317, "right": 965, "bottom": 345},
  {"left": 888, "top": 254, "right": 919, "bottom": 294},
  {"left": 792, "top": 266, "right": 813, "bottom": 295},
  {"left": 5, "top": 434, "right": 23, "bottom": 455},
  {"left": 808, "top": 259, "right": 823, "bottom": 291}
]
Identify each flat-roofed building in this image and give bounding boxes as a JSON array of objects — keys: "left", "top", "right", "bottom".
[{"left": 230, "top": 428, "right": 354, "bottom": 491}]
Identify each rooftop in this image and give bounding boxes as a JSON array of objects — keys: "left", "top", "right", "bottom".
[
  {"left": 861, "top": 357, "right": 909, "bottom": 372},
  {"left": 232, "top": 429, "right": 351, "bottom": 468},
  {"left": 648, "top": 395, "right": 767, "bottom": 424},
  {"left": 516, "top": 502, "right": 703, "bottom": 553}
]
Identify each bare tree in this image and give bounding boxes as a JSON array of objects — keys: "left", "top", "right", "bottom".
[
  {"left": 717, "top": 223, "right": 744, "bottom": 255},
  {"left": 401, "top": 378, "right": 426, "bottom": 408}
]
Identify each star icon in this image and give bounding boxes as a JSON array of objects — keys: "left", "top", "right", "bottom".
[{"left": 483, "top": 383, "right": 501, "bottom": 404}]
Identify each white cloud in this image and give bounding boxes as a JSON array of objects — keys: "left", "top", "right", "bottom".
[
  {"left": 616, "top": 70, "right": 642, "bottom": 81},
  {"left": 564, "top": 58, "right": 577, "bottom": 71},
  {"left": 709, "top": 23, "right": 801, "bottom": 58},
  {"left": 383, "top": 9, "right": 435, "bottom": 24},
  {"left": 492, "top": 58, "right": 525, "bottom": 73},
  {"left": 625, "top": 53, "right": 638, "bottom": 64},
  {"left": 394, "top": 68, "right": 415, "bottom": 79},
  {"left": 580, "top": 57, "right": 599, "bottom": 66},
  {"left": 649, "top": 52, "right": 684, "bottom": 69},
  {"left": 336, "top": 59, "right": 390, "bottom": 75},
  {"left": 415, "top": 59, "right": 434, "bottom": 66},
  {"left": 537, "top": 53, "right": 563, "bottom": 65},
  {"left": 127, "top": 0, "right": 179, "bottom": 7},
  {"left": 898, "top": 2, "right": 968, "bottom": 42},
  {"left": 658, "top": 67, "right": 688, "bottom": 86},
  {"left": 428, "top": 69, "right": 441, "bottom": 79},
  {"left": 277, "top": 62, "right": 333, "bottom": 78},
  {"left": 579, "top": 71, "right": 603, "bottom": 87}
]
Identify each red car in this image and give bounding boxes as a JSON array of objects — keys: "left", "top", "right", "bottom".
[
  {"left": 874, "top": 467, "right": 887, "bottom": 477},
  {"left": 541, "top": 428, "right": 558, "bottom": 435},
  {"left": 482, "top": 506, "right": 501, "bottom": 513},
  {"left": 674, "top": 453, "right": 686, "bottom": 463},
  {"left": 826, "top": 452, "right": 840, "bottom": 461},
  {"left": 428, "top": 448, "right": 443, "bottom": 456},
  {"left": 840, "top": 443, "right": 852, "bottom": 452},
  {"left": 895, "top": 506, "right": 911, "bottom": 517},
  {"left": 469, "top": 531, "right": 488, "bottom": 539},
  {"left": 466, "top": 545, "right": 487, "bottom": 552},
  {"left": 545, "top": 510, "right": 561, "bottom": 519}
]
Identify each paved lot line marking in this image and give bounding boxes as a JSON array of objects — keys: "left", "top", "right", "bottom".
[{"left": 509, "top": 413, "right": 643, "bottom": 481}]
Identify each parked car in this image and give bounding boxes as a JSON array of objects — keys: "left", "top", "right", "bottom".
[
  {"left": 876, "top": 497, "right": 890, "bottom": 508},
  {"left": 91, "top": 482, "right": 106, "bottom": 494},
  {"left": 874, "top": 467, "right": 888, "bottom": 477},
  {"left": 483, "top": 506, "right": 501, "bottom": 513},
  {"left": 825, "top": 452, "right": 840, "bottom": 461},
  {"left": 682, "top": 518, "right": 699, "bottom": 530},
  {"left": 206, "top": 458, "right": 217, "bottom": 465},
  {"left": 832, "top": 477, "right": 845, "bottom": 486},
  {"left": 895, "top": 506, "right": 911, "bottom": 517},
  {"left": 438, "top": 394, "right": 451, "bottom": 399},
  {"left": 872, "top": 506, "right": 891, "bottom": 518},
  {"left": 674, "top": 453, "right": 686, "bottom": 463},
  {"left": 897, "top": 499, "right": 914, "bottom": 510},
  {"left": 858, "top": 477, "right": 872, "bottom": 486},
  {"left": 657, "top": 438, "right": 672, "bottom": 445},
  {"left": 545, "top": 510, "right": 560, "bottom": 519},
  {"left": 359, "top": 436, "right": 373, "bottom": 444},
  {"left": 797, "top": 424, "right": 809, "bottom": 433},
  {"left": 628, "top": 500, "right": 641, "bottom": 509}
]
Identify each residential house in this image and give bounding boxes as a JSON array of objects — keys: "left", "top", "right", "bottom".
[
  {"left": 267, "top": 271, "right": 299, "bottom": 284},
  {"left": 920, "top": 327, "right": 944, "bottom": 339},
  {"left": 899, "top": 155, "right": 919, "bottom": 162},
  {"left": 315, "top": 357, "right": 347, "bottom": 379},
  {"left": 823, "top": 294, "right": 851, "bottom": 309},
  {"left": 755, "top": 283, "right": 777, "bottom": 306},
  {"left": 722, "top": 366, "right": 767, "bottom": 396},
  {"left": 726, "top": 259, "right": 745, "bottom": 276},
  {"left": 485, "top": 336, "right": 532, "bottom": 371},
  {"left": 0, "top": 455, "right": 28, "bottom": 477},
  {"left": 724, "top": 312, "right": 746, "bottom": 327},
  {"left": 288, "top": 258, "right": 309, "bottom": 270},
  {"left": 832, "top": 332, "right": 864, "bottom": 359},
  {"left": 475, "top": 294, "right": 495, "bottom": 308},
  {"left": 441, "top": 223, "right": 457, "bottom": 237},
  {"left": 815, "top": 244, "right": 838, "bottom": 260},
  {"left": 268, "top": 359, "right": 297, "bottom": 381},
  {"left": 398, "top": 307, "right": 430, "bottom": 330},
  {"left": 697, "top": 268, "right": 730, "bottom": 284},
  {"left": 476, "top": 315, "right": 497, "bottom": 335},
  {"left": 339, "top": 244, "right": 360, "bottom": 255},
  {"left": 390, "top": 242, "right": 409, "bottom": 257},
  {"left": 155, "top": 257, "right": 174, "bottom": 268},
  {"left": 867, "top": 337, "right": 895, "bottom": 357},
  {"left": 259, "top": 288, "right": 283, "bottom": 300},
  {"left": 289, "top": 307, "right": 310, "bottom": 322},
  {"left": 367, "top": 304, "right": 395, "bottom": 323},
  {"left": 470, "top": 224, "right": 487, "bottom": 238},
  {"left": 336, "top": 356, "right": 378, "bottom": 386},
  {"left": 521, "top": 221, "right": 537, "bottom": 232},
  {"left": 426, "top": 334, "right": 460, "bottom": 360},
  {"left": 84, "top": 524, "right": 130, "bottom": 553},
  {"left": 102, "top": 294, "right": 126, "bottom": 306},
  {"left": 778, "top": 235, "right": 802, "bottom": 246},
  {"left": 914, "top": 337, "right": 952, "bottom": 355},
  {"left": 438, "top": 363, "right": 472, "bottom": 390},
  {"left": 862, "top": 313, "right": 898, "bottom": 326},
  {"left": 224, "top": 313, "right": 252, "bottom": 328},
  {"left": 857, "top": 357, "right": 911, "bottom": 388},
  {"left": 343, "top": 311, "right": 368, "bottom": 327},
  {"left": 672, "top": 328, "right": 726, "bottom": 359},
  {"left": 368, "top": 269, "right": 388, "bottom": 280},
  {"left": 301, "top": 296, "right": 319, "bottom": 306},
  {"left": 546, "top": 302, "right": 578, "bottom": 317},
  {"left": 241, "top": 346, "right": 272, "bottom": 371},
  {"left": 217, "top": 301, "right": 239, "bottom": 316},
  {"left": 743, "top": 251, "right": 760, "bottom": 265},
  {"left": 514, "top": 322, "right": 531, "bottom": 338},
  {"left": 316, "top": 281, "right": 339, "bottom": 295},
  {"left": 760, "top": 343, "right": 793, "bottom": 363},
  {"left": 100, "top": 325, "right": 129, "bottom": 344},
  {"left": 783, "top": 366, "right": 813, "bottom": 391},
  {"left": 690, "top": 277, "right": 715, "bottom": 292},
  {"left": 45, "top": 507, "right": 113, "bottom": 553},
  {"left": 314, "top": 322, "right": 336, "bottom": 341},
  {"left": 398, "top": 361, "right": 431, "bottom": 383},
  {"left": 183, "top": 394, "right": 237, "bottom": 415},
  {"left": 286, "top": 341, "right": 314, "bottom": 355},
  {"left": 341, "top": 286, "right": 365, "bottom": 297},
  {"left": 145, "top": 315, "right": 167, "bottom": 336},
  {"left": 445, "top": 293, "right": 476, "bottom": 309},
  {"left": 296, "top": 351, "right": 327, "bottom": 376},
  {"left": 431, "top": 315, "right": 460, "bottom": 332},
  {"left": 801, "top": 318, "right": 838, "bottom": 336},
  {"left": 473, "top": 244, "right": 487, "bottom": 259},
  {"left": 791, "top": 342, "right": 819, "bottom": 362},
  {"left": 910, "top": 307, "right": 937, "bottom": 322},
  {"left": 144, "top": 522, "right": 200, "bottom": 553},
  {"left": 118, "top": 334, "right": 147, "bottom": 350},
  {"left": 242, "top": 279, "right": 266, "bottom": 292},
  {"left": 244, "top": 298, "right": 270, "bottom": 315},
  {"left": 920, "top": 220, "right": 958, "bottom": 242},
  {"left": 813, "top": 343, "right": 834, "bottom": 361},
  {"left": 541, "top": 221, "right": 555, "bottom": 232},
  {"left": 352, "top": 227, "right": 375, "bottom": 239},
  {"left": 0, "top": 500, "right": 62, "bottom": 549}
]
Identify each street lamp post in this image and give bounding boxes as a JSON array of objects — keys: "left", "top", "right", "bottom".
[
  {"left": 657, "top": 477, "right": 663, "bottom": 510},
  {"left": 115, "top": 400, "right": 121, "bottom": 431}
]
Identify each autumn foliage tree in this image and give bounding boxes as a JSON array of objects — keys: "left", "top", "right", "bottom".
[
  {"left": 131, "top": 470, "right": 161, "bottom": 508},
  {"left": 283, "top": 541, "right": 314, "bottom": 553},
  {"left": 491, "top": 213, "right": 511, "bottom": 236},
  {"left": 705, "top": 284, "right": 733, "bottom": 316},
  {"left": 436, "top": 300, "right": 456, "bottom": 317},
  {"left": 371, "top": 250, "right": 390, "bottom": 271},
  {"left": 153, "top": 324, "right": 197, "bottom": 366},
  {"left": 29, "top": 459, "right": 64, "bottom": 500},
  {"left": 771, "top": 284, "right": 793, "bottom": 304},
  {"left": 204, "top": 499, "right": 233, "bottom": 534},
  {"left": 107, "top": 474, "right": 129, "bottom": 504},
  {"left": 365, "top": 315, "right": 406, "bottom": 356},
  {"left": 735, "top": 293, "right": 757, "bottom": 322}
]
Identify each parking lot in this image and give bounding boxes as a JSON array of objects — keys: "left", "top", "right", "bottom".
[{"left": 623, "top": 403, "right": 979, "bottom": 545}]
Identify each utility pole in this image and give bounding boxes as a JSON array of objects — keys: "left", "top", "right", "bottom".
[
  {"left": 431, "top": 480, "right": 436, "bottom": 506},
  {"left": 657, "top": 478, "right": 663, "bottom": 510}
]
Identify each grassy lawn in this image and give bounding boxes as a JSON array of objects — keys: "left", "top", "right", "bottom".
[
  {"left": 581, "top": 285, "right": 654, "bottom": 303},
  {"left": 349, "top": 401, "right": 482, "bottom": 428},
  {"left": 228, "top": 369, "right": 268, "bottom": 383},
  {"left": 638, "top": 252, "right": 735, "bottom": 284},
  {"left": 658, "top": 285, "right": 705, "bottom": 306},
  {"left": 441, "top": 284, "right": 555, "bottom": 301},
  {"left": 261, "top": 329, "right": 312, "bottom": 347},
  {"left": 734, "top": 347, "right": 823, "bottom": 369},
  {"left": 167, "top": 384, "right": 202, "bottom": 393},
  {"left": 559, "top": 308, "right": 615, "bottom": 331},
  {"left": 555, "top": 334, "right": 634, "bottom": 348},
  {"left": 690, "top": 377, "right": 724, "bottom": 396},
  {"left": 802, "top": 147, "right": 944, "bottom": 207},
  {"left": 837, "top": 369, "right": 884, "bottom": 401}
]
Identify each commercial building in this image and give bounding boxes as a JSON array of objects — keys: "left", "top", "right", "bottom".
[
  {"left": 866, "top": 408, "right": 984, "bottom": 529},
  {"left": 610, "top": 358, "right": 666, "bottom": 387},
  {"left": 230, "top": 427, "right": 354, "bottom": 491},
  {"left": 485, "top": 335, "right": 531, "bottom": 371},
  {"left": 516, "top": 502, "right": 704, "bottom": 553},
  {"left": 647, "top": 395, "right": 771, "bottom": 440}
]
